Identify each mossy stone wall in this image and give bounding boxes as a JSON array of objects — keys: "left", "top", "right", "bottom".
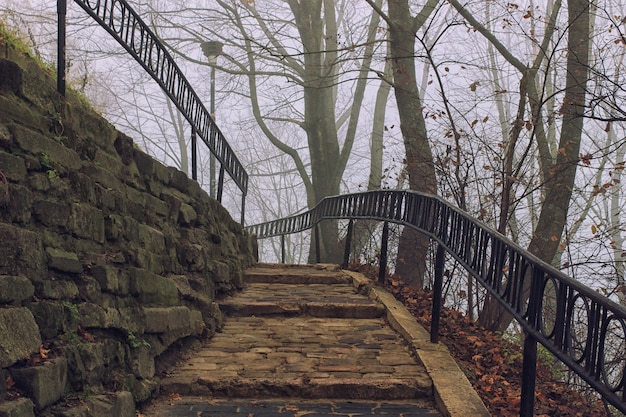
[{"left": 0, "top": 42, "right": 255, "bottom": 417}]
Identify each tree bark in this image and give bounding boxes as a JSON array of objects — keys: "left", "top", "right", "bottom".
[
  {"left": 484, "top": 0, "right": 590, "bottom": 331},
  {"left": 387, "top": 0, "right": 438, "bottom": 287}
]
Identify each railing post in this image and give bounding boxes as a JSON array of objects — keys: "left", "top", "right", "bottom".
[
  {"left": 191, "top": 128, "right": 197, "bottom": 181},
  {"left": 209, "top": 64, "right": 217, "bottom": 198},
  {"left": 520, "top": 333, "right": 538, "bottom": 417},
  {"left": 281, "top": 234, "right": 286, "bottom": 264},
  {"left": 217, "top": 165, "right": 225, "bottom": 203},
  {"left": 520, "top": 267, "right": 541, "bottom": 417},
  {"left": 379, "top": 221, "right": 389, "bottom": 284},
  {"left": 240, "top": 193, "right": 246, "bottom": 225},
  {"left": 343, "top": 219, "right": 354, "bottom": 269},
  {"left": 431, "top": 243, "right": 445, "bottom": 343},
  {"left": 57, "top": 0, "right": 67, "bottom": 96},
  {"left": 314, "top": 224, "right": 321, "bottom": 264}
]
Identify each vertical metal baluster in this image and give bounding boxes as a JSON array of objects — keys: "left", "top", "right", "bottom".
[
  {"left": 240, "top": 192, "right": 246, "bottom": 225},
  {"left": 314, "top": 224, "right": 321, "bottom": 264},
  {"left": 343, "top": 219, "right": 354, "bottom": 269},
  {"left": 431, "top": 244, "right": 445, "bottom": 343},
  {"left": 520, "top": 333, "right": 538, "bottom": 417},
  {"left": 191, "top": 127, "right": 197, "bottom": 181},
  {"left": 57, "top": 0, "right": 67, "bottom": 96},
  {"left": 217, "top": 165, "right": 225, "bottom": 202},
  {"left": 379, "top": 221, "right": 389, "bottom": 284},
  {"left": 520, "top": 266, "right": 541, "bottom": 417},
  {"left": 281, "top": 234, "right": 286, "bottom": 264}
]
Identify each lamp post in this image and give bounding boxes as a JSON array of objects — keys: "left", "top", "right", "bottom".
[{"left": 201, "top": 40, "right": 223, "bottom": 199}]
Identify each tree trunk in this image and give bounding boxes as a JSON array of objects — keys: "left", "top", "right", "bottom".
[
  {"left": 387, "top": 0, "right": 437, "bottom": 287},
  {"left": 289, "top": 0, "right": 343, "bottom": 263},
  {"left": 480, "top": 0, "right": 590, "bottom": 331}
]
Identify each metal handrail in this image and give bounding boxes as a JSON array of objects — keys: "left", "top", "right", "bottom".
[
  {"left": 57, "top": 0, "right": 248, "bottom": 224},
  {"left": 246, "top": 190, "right": 626, "bottom": 416}
]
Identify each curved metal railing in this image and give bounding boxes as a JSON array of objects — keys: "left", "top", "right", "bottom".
[
  {"left": 57, "top": 0, "right": 248, "bottom": 223},
  {"left": 246, "top": 190, "right": 626, "bottom": 416}
]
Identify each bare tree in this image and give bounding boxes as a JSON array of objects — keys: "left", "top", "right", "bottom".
[
  {"left": 365, "top": 0, "right": 439, "bottom": 287},
  {"left": 143, "top": 0, "right": 392, "bottom": 262}
]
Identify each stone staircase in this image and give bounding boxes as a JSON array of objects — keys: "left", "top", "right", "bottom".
[{"left": 144, "top": 264, "right": 490, "bottom": 417}]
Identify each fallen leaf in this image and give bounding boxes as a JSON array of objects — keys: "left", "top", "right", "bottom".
[{"left": 39, "top": 345, "right": 50, "bottom": 359}]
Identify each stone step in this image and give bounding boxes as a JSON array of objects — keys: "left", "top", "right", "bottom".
[
  {"left": 244, "top": 264, "right": 350, "bottom": 285},
  {"left": 219, "top": 283, "right": 385, "bottom": 318},
  {"left": 161, "top": 375, "right": 428, "bottom": 400},
  {"left": 159, "top": 317, "right": 432, "bottom": 400}
]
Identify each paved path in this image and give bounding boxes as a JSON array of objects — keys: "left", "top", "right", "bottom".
[{"left": 142, "top": 264, "right": 490, "bottom": 417}]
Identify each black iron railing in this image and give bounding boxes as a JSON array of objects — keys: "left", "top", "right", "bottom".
[
  {"left": 246, "top": 190, "right": 626, "bottom": 416},
  {"left": 56, "top": 0, "right": 248, "bottom": 224}
]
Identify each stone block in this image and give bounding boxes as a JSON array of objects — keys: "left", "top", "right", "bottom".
[
  {"left": 3, "top": 184, "right": 31, "bottom": 224},
  {"left": 117, "top": 307, "right": 145, "bottom": 334},
  {"left": 28, "top": 172, "right": 50, "bottom": 192},
  {"left": 91, "top": 265, "right": 124, "bottom": 294},
  {"left": 128, "top": 268, "right": 178, "bottom": 307},
  {"left": 33, "top": 200, "right": 69, "bottom": 228},
  {"left": 0, "top": 368, "right": 5, "bottom": 400},
  {"left": 74, "top": 108, "right": 117, "bottom": 153},
  {"left": 134, "top": 149, "right": 155, "bottom": 177},
  {"left": 93, "top": 147, "right": 124, "bottom": 177},
  {"left": 68, "top": 171, "right": 97, "bottom": 204},
  {"left": 85, "top": 392, "right": 135, "bottom": 417},
  {"left": 178, "top": 243, "right": 207, "bottom": 272},
  {"left": 113, "top": 133, "right": 134, "bottom": 165},
  {"left": 124, "top": 187, "right": 146, "bottom": 221},
  {"left": 12, "top": 125, "right": 81, "bottom": 172},
  {"left": 62, "top": 344, "right": 87, "bottom": 391},
  {"left": 104, "top": 214, "right": 124, "bottom": 241},
  {"left": 69, "top": 203, "right": 105, "bottom": 243},
  {"left": 143, "top": 306, "right": 198, "bottom": 335},
  {"left": 161, "top": 192, "right": 182, "bottom": 221},
  {"left": 45, "top": 247, "right": 83, "bottom": 273},
  {"left": 121, "top": 162, "right": 143, "bottom": 190},
  {"left": 143, "top": 308, "right": 169, "bottom": 333},
  {"left": 169, "top": 169, "right": 189, "bottom": 194},
  {"left": 73, "top": 342, "right": 106, "bottom": 385},
  {"left": 131, "top": 377, "right": 159, "bottom": 403},
  {"left": 130, "top": 248, "right": 164, "bottom": 275},
  {"left": 0, "top": 98, "right": 47, "bottom": 134},
  {"left": 0, "top": 307, "right": 41, "bottom": 368},
  {"left": 137, "top": 224, "right": 166, "bottom": 254},
  {"left": 178, "top": 203, "right": 197, "bottom": 225},
  {"left": 30, "top": 301, "right": 73, "bottom": 340},
  {"left": 10, "top": 358, "right": 67, "bottom": 410},
  {"left": 0, "top": 397, "right": 35, "bottom": 417},
  {"left": 166, "top": 306, "right": 192, "bottom": 333},
  {"left": 0, "top": 275, "right": 34, "bottom": 304},
  {"left": 144, "top": 193, "right": 168, "bottom": 217},
  {"left": 95, "top": 183, "right": 116, "bottom": 210},
  {"left": 0, "top": 122, "right": 10, "bottom": 150},
  {"left": 75, "top": 302, "right": 108, "bottom": 329},
  {"left": 77, "top": 275, "right": 104, "bottom": 304},
  {"left": 0, "top": 150, "right": 26, "bottom": 182},
  {"left": 130, "top": 344, "right": 154, "bottom": 379},
  {"left": 211, "top": 261, "right": 231, "bottom": 285},
  {"left": 38, "top": 278, "right": 79, "bottom": 300},
  {"left": 0, "top": 58, "right": 23, "bottom": 95},
  {"left": 148, "top": 160, "right": 170, "bottom": 185},
  {"left": 79, "top": 163, "right": 122, "bottom": 191}
]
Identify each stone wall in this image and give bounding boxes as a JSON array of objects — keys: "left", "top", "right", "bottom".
[{"left": 0, "top": 42, "right": 256, "bottom": 417}]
